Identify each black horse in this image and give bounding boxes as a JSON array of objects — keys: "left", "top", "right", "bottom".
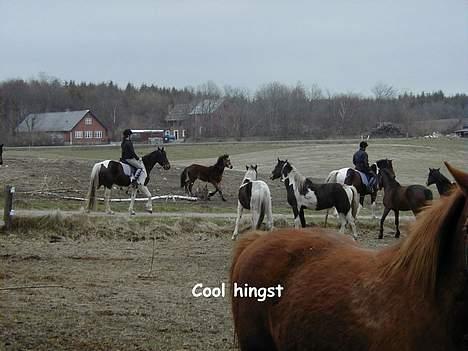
[
  {"left": 86, "top": 147, "right": 170, "bottom": 215},
  {"left": 378, "top": 167, "right": 433, "bottom": 239},
  {"left": 426, "top": 168, "right": 455, "bottom": 196}
]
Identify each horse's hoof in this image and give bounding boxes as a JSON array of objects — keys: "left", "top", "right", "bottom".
[
  {"left": 378, "top": 234, "right": 383, "bottom": 239},
  {"left": 106, "top": 211, "right": 114, "bottom": 215},
  {"left": 222, "top": 198, "right": 227, "bottom": 202},
  {"left": 130, "top": 211, "right": 136, "bottom": 216},
  {"left": 146, "top": 209, "right": 153, "bottom": 214},
  {"left": 395, "top": 233, "right": 400, "bottom": 239}
]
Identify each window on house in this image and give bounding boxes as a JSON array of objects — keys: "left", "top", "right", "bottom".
[
  {"left": 85, "top": 117, "right": 92, "bottom": 125},
  {"left": 75, "top": 131, "right": 83, "bottom": 139},
  {"left": 84, "top": 131, "right": 93, "bottom": 138},
  {"left": 94, "top": 130, "right": 103, "bottom": 138}
]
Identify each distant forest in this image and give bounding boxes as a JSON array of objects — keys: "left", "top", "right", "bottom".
[{"left": 0, "top": 76, "right": 467, "bottom": 144}]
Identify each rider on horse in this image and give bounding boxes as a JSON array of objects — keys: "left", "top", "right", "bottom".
[
  {"left": 353, "top": 141, "right": 376, "bottom": 193},
  {"left": 121, "top": 129, "right": 145, "bottom": 186}
]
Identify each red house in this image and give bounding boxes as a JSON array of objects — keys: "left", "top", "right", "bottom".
[{"left": 16, "top": 110, "right": 109, "bottom": 145}]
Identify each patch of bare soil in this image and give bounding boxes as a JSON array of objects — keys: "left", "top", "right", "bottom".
[{"left": 0, "top": 216, "right": 400, "bottom": 350}]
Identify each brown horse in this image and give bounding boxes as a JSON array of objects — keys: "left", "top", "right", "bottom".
[
  {"left": 231, "top": 162, "right": 468, "bottom": 351},
  {"left": 378, "top": 167, "right": 433, "bottom": 239},
  {"left": 180, "top": 154, "right": 233, "bottom": 201}
]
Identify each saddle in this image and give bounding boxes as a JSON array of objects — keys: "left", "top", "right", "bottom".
[{"left": 119, "top": 160, "right": 137, "bottom": 177}]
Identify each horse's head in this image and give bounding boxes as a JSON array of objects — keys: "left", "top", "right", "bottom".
[
  {"left": 244, "top": 165, "right": 258, "bottom": 181},
  {"left": 426, "top": 168, "right": 440, "bottom": 186},
  {"left": 279, "top": 161, "right": 293, "bottom": 183},
  {"left": 221, "top": 154, "right": 233, "bottom": 169},
  {"left": 157, "top": 147, "right": 171, "bottom": 170},
  {"left": 271, "top": 158, "right": 287, "bottom": 180}
]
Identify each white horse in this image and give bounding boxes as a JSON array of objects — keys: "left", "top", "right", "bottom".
[{"left": 232, "top": 165, "right": 273, "bottom": 240}]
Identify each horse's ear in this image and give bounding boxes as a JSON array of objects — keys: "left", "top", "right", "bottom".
[
  {"left": 277, "top": 157, "right": 280, "bottom": 162},
  {"left": 445, "top": 162, "right": 468, "bottom": 194},
  {"left": 436, "top": 168, "right": 440, "bottom": 171},
  {"left": 161, "top": 147, "right": 164, "bottom": 151},
  {"left": 253, "top": 165, "right": 258, "bottom": 171},
  {"left": 246, "top": 165, "right": 249, "bottom": 170}
]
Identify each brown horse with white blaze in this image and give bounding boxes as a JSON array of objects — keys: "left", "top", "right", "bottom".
[{"left": 231, "top": 162, "right": 468, "bottom": 351}]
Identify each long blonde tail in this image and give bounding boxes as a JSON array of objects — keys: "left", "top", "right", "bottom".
[{"left": 85, "top": 163, "right": 100, "bottom": 212}]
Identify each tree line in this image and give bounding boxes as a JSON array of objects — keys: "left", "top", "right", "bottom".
[{"left": 0, "top": 76, "right": 466, "bottom": 144}]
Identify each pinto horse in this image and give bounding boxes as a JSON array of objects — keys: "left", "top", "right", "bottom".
[
  {"left": 325, "top": 159, "right": 393, "bottom": 219},
  {"left": 0, "top": 144, "right": 3, "bottom": 165},
  {"left": 427, "top": 167, "right": 455, "bottom": 196},
  {"left": 180, "top": 154, "right": 232, "bottom": 201},
  {"left": 231, "top": 162, "right": 468, "bottom": 351},
  {"left": 271, "top": 159, "right": 359, "bottom": 239},
  {"left": 232, "top": 165, "right": 273, "bottom": 240},
  {"left": 378, "top": 167, "right": 433, "bottom": 238},
  {"left": 86, "top": 147, "right": 170, "bottom": 215}
]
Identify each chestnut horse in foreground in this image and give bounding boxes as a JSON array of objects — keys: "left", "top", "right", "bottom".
[{"left": 231, "top": 162, "right": 468, "bottom": 351}]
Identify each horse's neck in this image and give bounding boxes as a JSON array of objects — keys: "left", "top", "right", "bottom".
[
  {"left": 437, "top": 180, "right": 452, "bottom": 195},
  {"left": 142, "top": 152, "right": 159, "bottom": 173},
  {"left": 382, "top": 173, "right": 399, "bottom": 189},
  {"left": 213, "top": 161, "right": 225, "bottom": 173}
]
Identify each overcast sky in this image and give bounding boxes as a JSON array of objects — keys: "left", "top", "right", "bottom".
[{"left": 1, "top": 0, "right": 467, "bottom": 95}]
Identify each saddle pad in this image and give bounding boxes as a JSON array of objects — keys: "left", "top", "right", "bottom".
[
  {"left": 355, "top": 170, "right": 369, "bottom": 186},
  {"left": 120, "top": 162, "right": 134, "bottom": 177}
]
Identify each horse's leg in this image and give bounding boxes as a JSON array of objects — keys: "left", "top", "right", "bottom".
[
  {"left": 139, "top": 184, "right": 153, "bottom": 213},
  {"left": 379, "top": 207, "right": 391, "bottom": 239},
  {"left": 338, "top": 212, "right": 347, "bottom": 234},
  {"left": 357, "top": 194, "right": 365, "bottom": 217},
  {"left": 232, "top": 202, "right": 244, "bottom": 240},
  {"left": 104, "top": 187, "right": 114, "bottom": 215},
  {"left": 346, "top": 211, "right": 358, "bottom": 240},
  {"left": 292, "top": 206, "right": 301, "bottom": 228},
  {"left": 188, "top": 181, "right": 195, "bottom": 196},
  {"left": 129, "top": 187, "right": 137, "bottom": 215},
  {"left": 370, "top": 192, "right": 377, "bottom": 220},
  {"left": 299, "top": 207, "right": 306, "bottom": 228},
  {"left": 394, "top": 210, "right": 400, "bottom": 238}
]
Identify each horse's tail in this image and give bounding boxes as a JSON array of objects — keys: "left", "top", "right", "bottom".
[
  {"left": 350, "top": 185, "right": 360, "bottom": 219},
  {"left": 180, "top": 167, "right": 188, "bottom": 188},
  {"left": 85, "top": 163, "right": 101, "bottom": 212},
  {"left": 325, "top": 170, "right": 337, "bottom": 184}
]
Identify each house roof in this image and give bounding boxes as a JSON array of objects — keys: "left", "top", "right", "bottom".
[
  {"left": 189, "top": 99, "right": 224, "bottom": 115},
  {"left": 165, "top": 103, "right": 193, "bottom": 122},
  {"left": 17, "top": 110, "right": 94, "bottom": 132}
]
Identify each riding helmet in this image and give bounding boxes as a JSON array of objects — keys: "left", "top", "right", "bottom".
[
  {"left": 123, "top": 129, "right": 133, "bottom": 137},
  {"left": 360, "top": 141, "right": 368, "bottom": 149}
]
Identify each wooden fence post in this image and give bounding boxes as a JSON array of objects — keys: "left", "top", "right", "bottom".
[{"left": 3, "top": 185, "right": 14, "bottom": 231}]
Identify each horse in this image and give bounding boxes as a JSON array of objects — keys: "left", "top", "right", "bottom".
[
  {"left": 325, "top": 159, "right": 393, "bottom": 219},
  {"left": 271, "top": 159, "right": 359, "bottom": 239},
  {"left": 0, "top": 144, "right": 3, "bottom": 165},
  {"left": 231, "top": 162, "right": 468, "bottom": 351},
  {"left": 378, "top": 167, "right": 433, "bottom": 239},
  {"left": 85, "top": 147, "right": 170, "bottom": 215},
  {"left": 180, "top": 154, "right": 233, "bottom": 201},
  {"left": 427, "top": 167, "right": 455, "bottom": 196},
  {"left": 232, "top": 165, "right": 273, "bottom": 241}
]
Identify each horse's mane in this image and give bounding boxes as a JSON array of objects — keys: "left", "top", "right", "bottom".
[
  {"left": 215, "top": 154, "right": 229, "bottom": 166},
  {"left": 289, "top": 166, "right": 308, "bottom": 191},
  {"left": 383, "top": 186, "right": 465, "bottom": 296}
]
